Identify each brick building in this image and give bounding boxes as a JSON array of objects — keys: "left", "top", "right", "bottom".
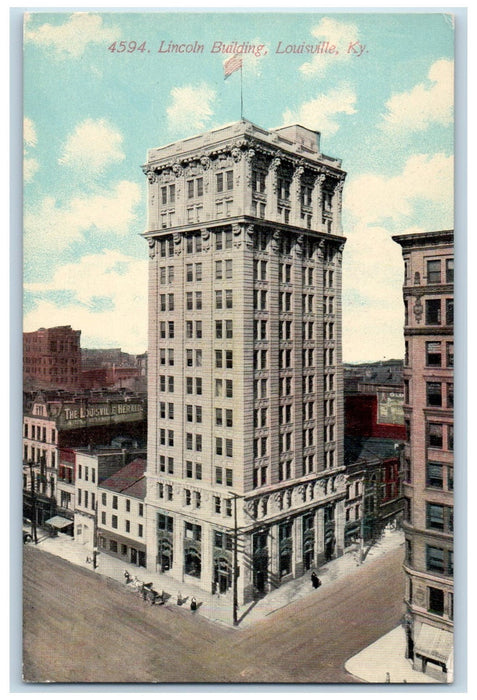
[
  {"left": 22, "top": 390, "right": 147, "bottom": 531},
  {"left": 23, "top": 325, "right": 81, "bottom": 390},
  {"left": 142, "top": 119, "right": 348, "bottom": 604},
  {"left": 393, "top": 230, "right": 454, "bottom": 681}
]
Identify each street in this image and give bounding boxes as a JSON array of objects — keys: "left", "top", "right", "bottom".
[{"left": 23, "top": 545, "right": 405, "bottom": 684}]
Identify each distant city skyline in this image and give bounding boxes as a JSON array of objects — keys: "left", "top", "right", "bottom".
[{"left": 23, "top": 11, "right": 454, "bottom": 362}]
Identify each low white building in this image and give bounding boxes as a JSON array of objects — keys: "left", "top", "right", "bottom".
[
  {"left": 97, "top": 458, "right": 147, "bottom": 568},
  {"left": 73, "top": 448, "right": 145, "bottom": 550}
]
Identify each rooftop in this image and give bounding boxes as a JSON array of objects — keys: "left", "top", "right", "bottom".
[
  {"left": 344, "top": 437, "right": 402, "bottom": 465},
  {"left": 99, "top": 458, "right": 147, "bottom": 499},
  {"left": 146, "top": 118, "right": 343, "bottom": 170}
]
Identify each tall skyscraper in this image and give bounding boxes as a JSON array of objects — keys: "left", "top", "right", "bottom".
[
  {"left": 142, "top": 120, "right": 347, "bottom": 603},
  {"left": 393, "top": 230, "right": 454, "bottom": 681}
]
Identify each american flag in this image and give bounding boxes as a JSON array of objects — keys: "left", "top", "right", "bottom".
[{"left": 223, "top": 54, "right": 243, "bottom": 79}]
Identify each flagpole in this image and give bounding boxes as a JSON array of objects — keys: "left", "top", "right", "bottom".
[{"left": 240, "top": 63, "right": 243, "bottom": 120}]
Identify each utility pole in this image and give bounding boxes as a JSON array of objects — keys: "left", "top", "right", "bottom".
[
  {"left": 92, "top": 495, "right": 99, "bottom": 569},
  {"left": 28, "top": 461, "right": 38, "bottom": 544},
  {"left": 229, "top": 491, "right": 241, "bottom": 626}
]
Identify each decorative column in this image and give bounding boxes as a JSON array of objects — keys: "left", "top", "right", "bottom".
[
  {"left": 200, "top": 155, "right": 213, "bottom": 222},
  {"left": 294, "top": 513, "right": 304, "bottom": 578},
  {"left": 266, "top": 155, "right": 280, "bottom": 220},
  {"left": 313, "top": 172, "right": 326, "bottom": 231},
  {"left": 269, "top": 523, "right": 279, "bottom": 590},
  {"left": 143, "top": 167, "right": 160, "bottom": 231},
  {"left": 244, "top": 148, "right": 255, "bottom": 217},
  {"left": 333, "top": 176, "right": 345, "bottom": 235},
  {"left": 335, "top": 492, "right": 345, "bottom": 557},
  {"left": 316, "top": 506, "right": 325, "bottom": 566},
  {"left": 290, "top": 163, "right": 304, "bottom": 226}
]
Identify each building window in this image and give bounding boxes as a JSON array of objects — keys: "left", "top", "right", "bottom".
[
  {"left": 426, "top": 259, "right": 441, "bottom": 284},
  {"left": 425, "top": 299, "right": 441, "bottom": 325},
  {"left": 426, "top": 502, "right": 453, "bottom": 533},
  {"left": 428, "top": 587, "right": 445, "bottom": 616},
  {"left": 426, "top": 462, "right": 444, "bottom": 489},
  {"left": 428, "top": 423, "right": 443, "bottom": 449},
  {"left": 446, "top": 298, "right": 453, "bottom": 325},
  {"left": 125, "top": 520, "right": 130, "bottom": 533},
  {"left": 112, "top": 495, "right": 118, "bottom": 510},
  {"left": 446, "top": 258, "right": 454, "bottom": 283},
  {"left": 448, "top": 425, "right": 454, "bottom": 451},
  {"left": 426, "top": 382, "right": 442, "bottom": 407},
  {"left": 112, "top": 515, "right": 118, "bottom": 529},
  {"left": 426, "top": 341, "right": 442, "bottom": 367},
  {"left": 426, "top": 545, "right": 445, "bottom": 573}
]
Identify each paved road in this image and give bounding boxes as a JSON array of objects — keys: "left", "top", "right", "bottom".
[{"left": 23, "top": 545, "right": 405, "bottom": 684}]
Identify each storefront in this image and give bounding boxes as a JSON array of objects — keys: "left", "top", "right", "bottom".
[{"left": 414, "top": 623, "right": 453, "bottom": 681}]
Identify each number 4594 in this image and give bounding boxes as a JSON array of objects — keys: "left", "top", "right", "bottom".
[{"left": 108, "top": 41, "right": 147, "bottom": 53}]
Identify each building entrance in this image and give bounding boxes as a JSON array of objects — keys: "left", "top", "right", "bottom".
[
  {"left": 157, "top": 537, "right": 173, "bottom": 572},
  {"left": 253, "top": 531, "right": 269, "bottom": 597},
  {"left": 214, "top": 557, "right": 232, "bottom": 593}
]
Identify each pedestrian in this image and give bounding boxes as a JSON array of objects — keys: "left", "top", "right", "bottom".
[
  {"left": 141, "top": 584, "right": 147, "bottom": 602},
  {"left": 124, "top": 570, "right": 131, "bottom": 584},
  {"left": 177, "top": 591, "right": 182, "bottom": 605},
  {"left": 190, "top": 596, "right": 197, "bottom": 611},
  {"left": 311, "top": 571, "right": 321, "bottom": 589}
]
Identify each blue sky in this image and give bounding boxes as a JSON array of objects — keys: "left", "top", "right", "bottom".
[{"left": 23, "top": 10, "right": 454, "bottom": 361}]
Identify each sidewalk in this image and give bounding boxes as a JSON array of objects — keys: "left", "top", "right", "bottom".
[
  {"left": 29, "top": 525, "right": 405, "bottom": 631},
  {"left": 345, "top": 626, "right": 439, "bottom": 684}
]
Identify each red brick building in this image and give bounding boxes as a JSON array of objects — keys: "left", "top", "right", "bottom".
[
  {"left": 23, "top": 326, "right": 81, "bottom": 390},
  {"left": 393, "top": 230, "right": 454, "bottom": 681}
]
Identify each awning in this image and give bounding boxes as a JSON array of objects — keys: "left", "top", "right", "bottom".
[
  {"left": 45, "top": 515, "right": 73, "bottom": 530},
  {"left": 415, "top": 624, "right": 453, "bottom": 664}
]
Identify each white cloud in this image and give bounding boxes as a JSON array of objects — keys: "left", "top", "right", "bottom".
[
  {"left": 344, "top": 152, "right": 454, "bottom": 226},
  {"left": 24, "top": 13, "right": 118, "bottom": 58},
  {"left": 24, "top": 117, "right": 37, "bottom": 149},
  {"left": 282, "top": 86, "right": 357, "bottom": 136},
  {"left": 24, "top": 181, "right": 142, "bottom": 252},
  {"left": 24, "top": 158, "right": 40, "bottom": 183},
  {"left": 167, "top": 83, "right": 216, "bottom": 134},
  {"left": 24, "top": 250, "right": 148, "bottom": 354},
  {"left": 341, "top": 152, "right": 454, "bottom": 362},
  {"left": 24, "top": 117, "right": 39, "bottom": 182},
  {"left": 379, "top": 59, "right": 454, "bottom": 134},
  {"left": 58, "top": 118, "right": 125, "bottom": 174},
  {"left": 300, "top": 17, "right": 360, "bottom": 76}
]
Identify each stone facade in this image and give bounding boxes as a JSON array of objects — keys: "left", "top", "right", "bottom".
[
  {"left": 142, "top": 120, "right": 347, "bottom": 603},
  {"left": 393, "top": 230, "right": 454, "bottom": 682}
]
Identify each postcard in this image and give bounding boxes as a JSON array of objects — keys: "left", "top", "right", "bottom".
[{"left": 22, "top": 9, "right": 456, "bottom": 684}]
